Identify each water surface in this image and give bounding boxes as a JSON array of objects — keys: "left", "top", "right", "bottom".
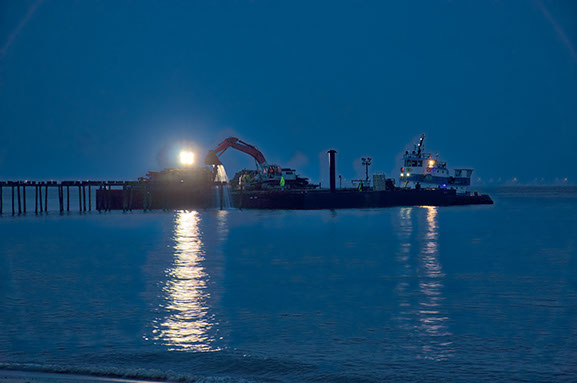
[{"left": 1, "top": 187, "right": 576, "bottom": 382}]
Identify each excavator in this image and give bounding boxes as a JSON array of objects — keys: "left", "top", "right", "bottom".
[{"left": 204, "top": 137, "right": 314, "bottom": 190}]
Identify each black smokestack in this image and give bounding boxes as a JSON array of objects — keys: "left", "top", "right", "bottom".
[{"left": 328, "top": 150, "right": 337, "bottom": 192}]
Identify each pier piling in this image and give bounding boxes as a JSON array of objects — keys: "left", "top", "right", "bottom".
[
  {"left": 39, "top": 185, "right": 43, "bottom": 212},
  {"left": 58, "top": 186, "right": 63, "bottom": 212},
  {"left": 17, "top": 184, "right": 21, "bottom": 214},
  {"left": 23, "top": 185, "right": 26, "bottom": 213},
  {"left": 83, "top": 185, "right": 87, "bottom": 212},
  {"left": 11, "top": 186, "right": 15, "bottom": 215},
  {"left": 44, "top": 184, "right": 48, "bottom": 212}
]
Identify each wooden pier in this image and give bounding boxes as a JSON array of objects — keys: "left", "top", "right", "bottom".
[
  {"left": 0, "top": 181, "right": 141, "bottom": 215},
  {"left": 1, "top": 181, "right": 110, "bottom": 215},
  {"left": 0, "top": 180, "right": 215, "bottom": 215}
]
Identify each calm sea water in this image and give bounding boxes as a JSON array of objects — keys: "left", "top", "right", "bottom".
[{"left": 1, "top": 187, "right": 576, "bottom": 382}]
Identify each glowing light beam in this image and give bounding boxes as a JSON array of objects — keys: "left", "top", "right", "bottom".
[
  {"left": 180, "top": 151, "right": 194, "bottom": 166},
  {"left": 535, "top": 0, "right": 577, "bottom": 64},
  {"left": 0, "top": 0, "right": 45, "bottom": 60}
]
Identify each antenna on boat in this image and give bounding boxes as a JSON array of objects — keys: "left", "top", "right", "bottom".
[{"left": 417, "top": 134, "right": 425, "bottom": 157}]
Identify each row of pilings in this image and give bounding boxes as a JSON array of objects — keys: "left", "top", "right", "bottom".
[
  {"left": 0, "top": 180, "right": 217, "bottom": 215},
  {"left": 0, "top": 181, "right": 145, "bottom": 215}
]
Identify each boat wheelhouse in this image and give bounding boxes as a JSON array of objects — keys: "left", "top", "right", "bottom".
[{"left": 399, "top": 135, "right": 473, "bottom": 193}]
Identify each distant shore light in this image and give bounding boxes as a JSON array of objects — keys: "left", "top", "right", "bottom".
[{"left": 180, "top": 151, "right": 194, "bottom": 166}]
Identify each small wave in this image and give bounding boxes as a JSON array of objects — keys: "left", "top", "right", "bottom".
[{"left": 0, "top": 363, "right": 261, "bottom": 383}]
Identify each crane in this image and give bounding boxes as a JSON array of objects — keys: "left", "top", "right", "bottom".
[{"left": 204, "top": 137, "right": 314, "bottom": 189}]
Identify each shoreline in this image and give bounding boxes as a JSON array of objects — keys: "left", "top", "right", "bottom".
[{"left": 0, "top": 370, "right": 165, "bottom": 383}]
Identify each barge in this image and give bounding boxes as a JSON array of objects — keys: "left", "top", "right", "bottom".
[
  {"left": 233, "top": 188, "right": 492, "bottom": 210},
  {"left": 89, "top": 182, "right": 492, "bottom": 211},
  {"left": 91, "top": 136, "right": 493, "bottom": 211}
]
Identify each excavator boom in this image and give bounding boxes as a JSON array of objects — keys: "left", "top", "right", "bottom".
[
  {"left": 204, "top": 136, "right": 315, "bottom": 190},
  {"left": 205, "top": 137, "right": 267, "bottom": 166}
]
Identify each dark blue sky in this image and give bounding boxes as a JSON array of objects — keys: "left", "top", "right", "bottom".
[{"left": 1, "top": 0, "right": 576, "bottom": 185}]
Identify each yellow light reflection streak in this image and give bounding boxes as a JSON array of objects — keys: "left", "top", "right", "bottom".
[
  {"left": 394, "top": 206, "right": 453, "bottom": 361},
  {"left": 396, "top": 208, "right": 413, "bottom": 313},
  {"left": 153, "top": 211, "right": 218, "bottom": 351},
  {"left": 417, "top": 206, "right": 453, "bottom": 360}
]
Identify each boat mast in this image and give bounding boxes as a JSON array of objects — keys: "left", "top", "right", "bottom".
[{"left": 416, "top": 134, "right": 425, "bottom": 157}]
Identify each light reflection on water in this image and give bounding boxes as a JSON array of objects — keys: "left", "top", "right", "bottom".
[
  {"left": 152, "top": 211, "right": 223, "bottom": 351},
  {"left": 395, "top": 206, "right": 453, "bottom": 361}
]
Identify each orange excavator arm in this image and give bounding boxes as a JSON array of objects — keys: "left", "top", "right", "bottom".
[{"left": 205, "top": 137, "right": 267, "bottom": 166}]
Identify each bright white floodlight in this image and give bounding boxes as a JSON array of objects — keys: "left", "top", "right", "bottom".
[{"left": 179, "top": 151, "right": 194, "bottom": 166}]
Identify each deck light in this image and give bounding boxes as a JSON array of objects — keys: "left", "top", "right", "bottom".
[
  {"left": 428, "top": 160, "right": 435, "bottom": 167},
  {"left": 180, "top": 151, "right": 194, "bottom": 166}
]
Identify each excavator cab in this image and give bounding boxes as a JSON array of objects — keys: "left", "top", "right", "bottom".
[{"left": 263, "top": 165, "right": 281, "bottom": 178}]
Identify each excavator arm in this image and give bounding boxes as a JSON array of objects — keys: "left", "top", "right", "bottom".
[
  {"left": 204, "top": 136, "right": 314, "bottom": 189},
  {"left": 205, "top": 137, "right": 267, "bottom": 166}
]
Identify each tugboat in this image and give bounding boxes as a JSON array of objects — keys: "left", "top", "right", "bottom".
[{"left": 400, "top": 134, "right": 473, "bottom": 193}]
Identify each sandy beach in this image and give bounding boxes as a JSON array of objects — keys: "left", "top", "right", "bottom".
[{"left": 0, "top": 371, "right": 162, "bottom": 383}]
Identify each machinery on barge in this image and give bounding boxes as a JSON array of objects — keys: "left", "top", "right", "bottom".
[
  {"left": 204, "top": 137, "right": 316, "bottom": 190},
  {"left": 400, "top": 134, "right": 473, "bottom": 193}
]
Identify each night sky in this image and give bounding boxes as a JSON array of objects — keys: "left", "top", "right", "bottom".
[{"left": 1, "top": 0, "right": 576, "bottom": 185}]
